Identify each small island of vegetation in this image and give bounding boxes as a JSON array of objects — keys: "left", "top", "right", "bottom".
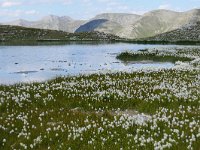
[{"left": 116, "top": 50, "right": 194, "bottom": 63}]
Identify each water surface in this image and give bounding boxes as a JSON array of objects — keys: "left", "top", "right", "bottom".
[{"left": 0, "top": 43, "right": 190, "bottom": 84}]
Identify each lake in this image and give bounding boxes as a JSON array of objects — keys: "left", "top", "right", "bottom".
[{"left": 0, "top": 42, "right": 195, "bottom": 85}]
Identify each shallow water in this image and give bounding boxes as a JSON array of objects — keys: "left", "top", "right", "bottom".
[{"left": 0, "top": 42, "right": 194, "bottom": 85}]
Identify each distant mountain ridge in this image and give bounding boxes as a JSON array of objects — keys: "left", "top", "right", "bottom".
[
  {"left": 75, "top": 9, "right": 200, "bottom": 39},
  {"left": 3, "top": 15, "right": 86, "bottom": 33},
  {"left": 2, "top": 9, "right": 200, "bottom": 39}
]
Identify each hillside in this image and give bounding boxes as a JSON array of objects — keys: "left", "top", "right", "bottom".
[
  {"left": 143, "top": 22, "right": 200, "bottom": 42},
  {"left": 129, "top": 9, "right": 200, "bottom": 39},
  {"left": 93, "top": 13, "right": 141, "bottom": 26},
  {"left": 75, "top": 13, "right": 141, "bottom": 37},
  {"left": 0, "top": 25, "right": 121, "bottom": 42}
]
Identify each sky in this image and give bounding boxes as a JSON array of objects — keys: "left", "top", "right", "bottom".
[{"left": 0, "top": 0, "right": 199, "bottom": 22}]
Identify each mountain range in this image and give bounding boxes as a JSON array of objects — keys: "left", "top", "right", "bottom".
[
  {"left": 2, "top": 9, "right": 200, "bottom": 39},
  {"left": 3, "top": 15, "right": 86, "bottom": 33}
]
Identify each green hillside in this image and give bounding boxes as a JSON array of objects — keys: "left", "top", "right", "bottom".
[{"left": 0, "top": 25, "right": 121, "bottom": 42}]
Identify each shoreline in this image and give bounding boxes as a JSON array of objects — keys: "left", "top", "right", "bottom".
[{"left": 1, "top": 39, "right": 200, "bottom": 46}]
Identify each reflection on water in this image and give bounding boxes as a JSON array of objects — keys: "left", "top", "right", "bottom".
[{"left": 0, "top": 42, "right": 191, "bottom": 85}]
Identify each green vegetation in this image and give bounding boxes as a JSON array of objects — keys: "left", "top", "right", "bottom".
[
  {"left": 0, "top": 48, "right": 200, "bottom": 149},
  {"left": 116, "top": 50, "right": 193, "bottom": 63},
  {"left": 0, "top": 25, "right": 121, "bottom": 43},
  {"left": 1, "top": 25, "right": 200, "bottom": 45},
  {"left": 0, "top": 69, "right": 199, "bottom": 149},
  {"left": 122, "top": 40, "right": 200, "bottom": 45}
]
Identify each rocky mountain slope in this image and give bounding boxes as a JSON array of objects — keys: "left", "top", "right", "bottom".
[
  {"left": 75, "top": 13, "right": 141, "bottom": 37},
  {"left": 129, "top": 9, "right": 200, "bottom": 39},
  {"left": 144, "top": 22, "right": 200, "bottom": 42}
]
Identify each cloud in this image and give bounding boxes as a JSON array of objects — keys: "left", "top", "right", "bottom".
[
  {"left": 0, "top": 9, "right": 39, "bottom": 18},
  {"left": 24, "top": 10, "right": 39, "bottom": 15},
  {"left": 27, "top": 0, "right": 72, "bottom": 5},
  {"left": 158, "top": 4, "right": 171, "bottom": 10},
  {"left": 131, "top": 10, "right": 147, "bottom": 15},
  {"left": 0, "top": 9, "right": 21, "bottom": 17},
  {"left": 0, "top": 1, "right": 21, "bottom": 7}
]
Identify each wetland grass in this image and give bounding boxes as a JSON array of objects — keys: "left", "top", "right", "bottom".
[{"left": 0, "top": 48, "right": 200, "bottom": 149}]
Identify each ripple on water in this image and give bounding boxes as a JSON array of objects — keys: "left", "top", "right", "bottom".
[{"left": 12, "top": 71, "right": 38, "bottom": 74}]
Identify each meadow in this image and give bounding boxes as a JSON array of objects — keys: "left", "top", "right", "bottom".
[{"left": 0, "top": 47, "right": 200, "bottom": 149}]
